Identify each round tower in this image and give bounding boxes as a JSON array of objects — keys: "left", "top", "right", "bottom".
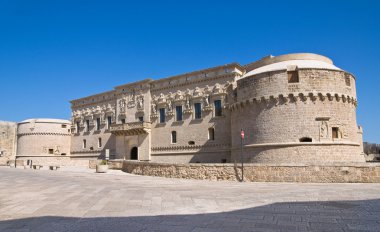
[
  {"left": 16, "top": 118, "right": 72, "bottom": 166},
  {"left": 231, "top": 53, "right": 365, "bottom": 164}
]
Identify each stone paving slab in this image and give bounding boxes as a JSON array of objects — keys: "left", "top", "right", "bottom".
[{"left": 0, "top": 167, "right": 380, "bottom": 231}]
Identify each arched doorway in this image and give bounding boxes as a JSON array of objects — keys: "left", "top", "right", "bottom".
[{"left": 130, "top": 147, "right": 138, "bottom": 160}]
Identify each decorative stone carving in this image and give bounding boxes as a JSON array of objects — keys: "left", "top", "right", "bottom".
[
  {"left": 193, "top": 87, "right": 203, "bottom": 98},
  {"left": 151, "top": 101, "right": 157, "bottom": 114},
  {"left": 137, "top": 95, "right": 144, "bottom": 110},
  {"left": 320, "top": 121, "right": 329, "bottom": 139},
  {"left": 93, "top": 106, "right": 102, "bottom": 115},
  {"left": 157, "top": 93, "right": 166, "bottom": 104},
  {"left": 185, "top": 97, "right": 191, "bottom": 110},
  {"left": 167, "top": 99, "right": 172, "bottom": 111},
  {"left": 212, "top": 83, "right": 225, "bottom": 95},
  {"left": 174, "top": 90, "right": 184, "bottom": 102},
  {"left": 202, "top": 94, "right": 213, "bottom": 112},
  {"left": 119, "top": 99, "right": 126, "bottom": 112},
  {"left": 204, "top": 94, "right": 210, "bottom": 107}
]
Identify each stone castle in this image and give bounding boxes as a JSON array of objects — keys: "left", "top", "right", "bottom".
[{"left": 0, "top": 53, "right": 366, "bottom": 167}]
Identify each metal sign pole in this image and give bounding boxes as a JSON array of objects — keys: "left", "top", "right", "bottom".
[{"left": 240, "top": 129, "right": 244, "bottom": 182}]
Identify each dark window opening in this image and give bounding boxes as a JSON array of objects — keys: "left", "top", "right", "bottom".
[
  {"left": 171, "top": 131, "right": 177, "bottom": 143},
  {"left": 176, "top": 105, "right": 183, "bottom": 121},
  {"left": 194, "top": 103, "right": 202, "bottom": 119},
  {"left": 96, "top": 118, "right": 101, "bottom": 130},
  {"left": 288, "top": 71, "right": 299, "bottom": 83},
  {"left": 107, "top": 116, "right": 112, "bottom": 129},
  {"left": 131, "top": 147, "right": 138, "bottom": 160},
  {"left": 159, "top": 108, "right": 166, "bottom": 123},
  {"left": 299, "top": 137, "right": 312, "bottom": 142},
  {"left": 208, "top": 128, "right": 215, "bottom": 140},
  {"left": 61, "top": 153, "right": 66, "bottom": 156},
  {"left": 138, "top": 116, "right": 144, "bottom": 122},
  {"left": 332, "top": 127, "right": 339, "bottom": 139},
  {"left": 76, "top": 122, "right": 80, "bottom": 133},
  {"left": 86, "top": 120, "right": 90, "bottom": 132},
  {"left": 221, "top": 159, "right": 227, "bottom": 163},
  {"left": 48, "top": 149, "right": 54, "bottom": 154},
  {"left": 98, "top": 138, "right": 102, "bottom": 148},
  {"left": 61, "top": 124, "right": 67, "bottom": 128},
  {"left": 214, "top": 100, "right": 222, "bottom": 117},
  {"left": 121, "top": 118, "right": 125, "bottom": 124},
  {"left": 83, "top": 139, "right": 86, "bottom": 149},
  {"left": 188, "top": 141, "right": 195, "bottom": 145},
  {"left": 345, "top": 75, "right": 351, "bottom": 86}
]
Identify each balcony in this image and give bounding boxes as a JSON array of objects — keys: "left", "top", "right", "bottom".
[{"left": 110, "top": 122, "right": 151, "bottom": 136}]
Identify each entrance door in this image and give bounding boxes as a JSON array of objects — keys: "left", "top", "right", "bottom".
[{"left": 130, "top": 147, "right": 138, "bottom": 160}]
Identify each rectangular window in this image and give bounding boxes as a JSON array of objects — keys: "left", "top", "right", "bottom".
[
  {"left": 86, "top": 120, "right": 90, "bottom": 132},
  {"left": 76, "top": 122, "right": 80, "bottom": 133},
  {"left": 159, "top": 108, "right": 166, "bottom": 123},
  {"left": 107, "top": 116, "right": 112, "bottom": 129},
  {"left": 96, "top": 118, "right": 101, "bottom": 130},
  {"left": 194, "top": 103, "right": 202, "bottom": 119},
  {"left": 345, "top": 76, "right": 351, "bottom": 86},
  {"left": 98, "top": 138, "right": 102, "bottom": 148},
  {"left": 288, "top": 71, "right": 299, "bottom": 83},
  {"left": 121, "top": 118, "right": 125, "bottom": 124},
  {"left": 176, "top": 105, "right": 183, "bottom": 121},
  {"left": 332, "top": 127, "right": 339, "bottom": 139},
  {"left": 171, "top": 131, "right": 177, "bottom": 143},
  {"left": 214, "top": 100, "right": 222, "bottom": 117},
  {"left": 48, "top": 149, "right": 54, "bottom": 154},
  {"left": 208, "top": 128, "right": 215, "bottom": 140},
  {"left": 138, "top": 116, "right": 144, "bottom": 122},
  {"left": 83, "top": 139, "right": 86, "bottom": 148}
]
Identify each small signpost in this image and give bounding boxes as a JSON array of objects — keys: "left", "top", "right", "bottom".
[{"left": 240, "top": 129, "right": 245, "bottom": 182}]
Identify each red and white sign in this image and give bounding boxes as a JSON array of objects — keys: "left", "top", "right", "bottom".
[{"left": 240, "top": 130, "right": 245, "bottom": 139}]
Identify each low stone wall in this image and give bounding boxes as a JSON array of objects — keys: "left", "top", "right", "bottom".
[
  {"left": 89, "top": 159, "right": 123, "bottom": 170},
  {"left": 15, "top": 157, "right": 89, "bottom": 168},
  {"left": 122, "top": 161, "right": 380, "bottom": 183}
]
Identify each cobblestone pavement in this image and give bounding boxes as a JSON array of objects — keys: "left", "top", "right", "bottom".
[{"left": 0, "top": 167, "right": 380, "bottom": 232}]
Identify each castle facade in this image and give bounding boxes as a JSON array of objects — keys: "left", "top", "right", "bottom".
[{"left": 66, "top": 53, "right": 365, "bottom": 164}]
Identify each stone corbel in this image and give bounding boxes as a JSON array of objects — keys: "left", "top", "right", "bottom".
[
  {"left": 342, "top": 95, "right": 347, "bottom": 103},
  {"left": 288, "top": 93, "right": 297, "bottom": 102},
  {"left": 335, "top": 94, "right": 341, "bottom": 102},
  {"left": 326, "top": 93, "right": 334, "bottom": 101},
  {"left": 298, "top": 93, "right": 307, "bottom": 102},
  {"left": 318, "top": 93, "right": 325, "bottom": 101},
  {"left": 278, "top": 94, "right": 287, "bottom": 104}
]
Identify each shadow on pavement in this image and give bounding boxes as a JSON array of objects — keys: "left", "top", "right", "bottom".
[{"left": 1, "top": 199, "right": 380, "bottom": 232}]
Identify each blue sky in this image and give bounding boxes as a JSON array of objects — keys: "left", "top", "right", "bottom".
[{"left": 0, "top": 0, "right": 379, "bottom": 142}]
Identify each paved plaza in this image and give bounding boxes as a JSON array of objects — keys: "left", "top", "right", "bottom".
[{"left": 0, "top": 167, "right": 380, "bottom": 231}]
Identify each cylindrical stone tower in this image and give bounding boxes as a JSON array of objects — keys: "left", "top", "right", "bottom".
[
  {"left": 16, "top": 118, "right": 72, "bottom": 166},
  {"left": 231, "top": 53, "right": 365, "bottom": 164}
]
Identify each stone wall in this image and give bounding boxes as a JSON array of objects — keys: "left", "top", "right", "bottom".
[
  {"left": 0, "top": 121, "right": 17, "bottom": 165},
  {"left": 17, "top": 156, "right": 89, "bottom": 167},
  {"left": 89, "top": 159, "right": 124, "bottom": 169},
  {"left": 121, "top": 161, "right": 380, "bottom": 183}
]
